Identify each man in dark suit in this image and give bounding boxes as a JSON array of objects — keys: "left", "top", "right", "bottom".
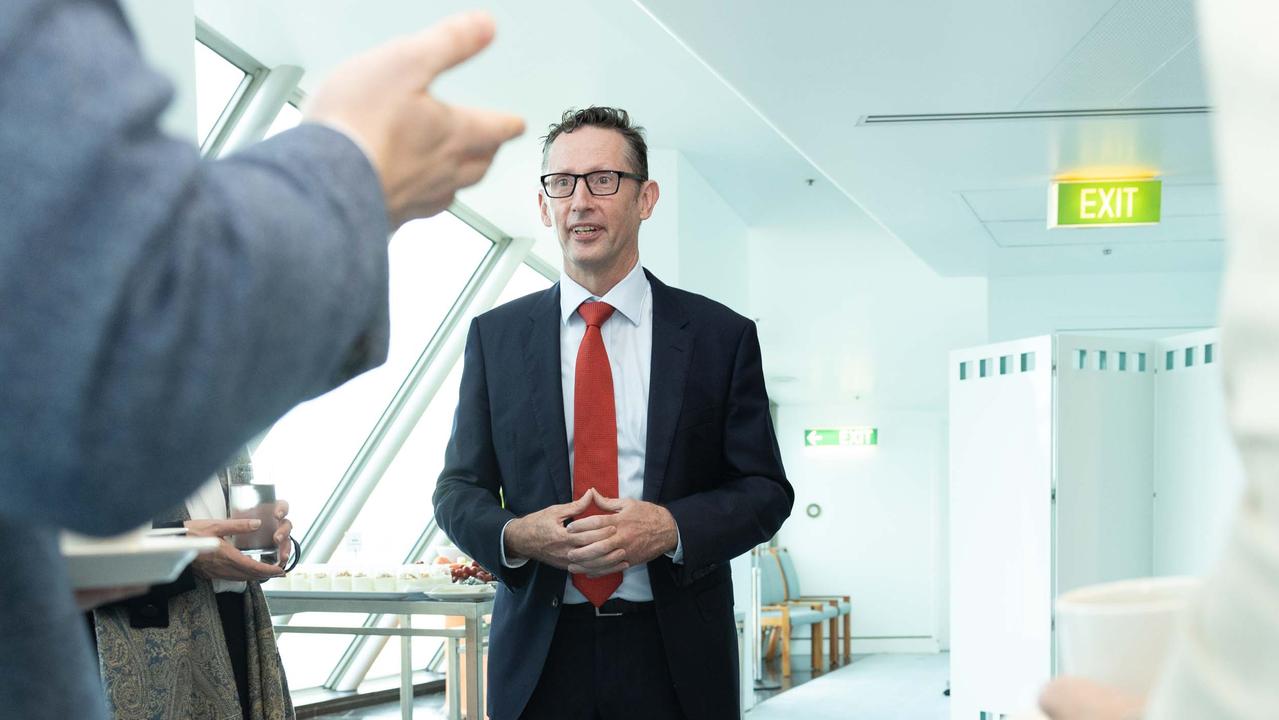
[{"left": 433, "top": 106, "right": 793, "bottom": 720}]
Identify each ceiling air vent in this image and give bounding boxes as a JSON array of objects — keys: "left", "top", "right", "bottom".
[{"left": 858, "top": 106, "right": 1210, "bottom": 125}]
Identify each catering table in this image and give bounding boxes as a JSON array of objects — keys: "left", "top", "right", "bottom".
[{"left": 266, "top": 591, "right": 492, "bottom": 720}]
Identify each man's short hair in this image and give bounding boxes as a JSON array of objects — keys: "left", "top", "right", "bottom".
[{"left": 540, "top": 106, "right": 649, "bottom": 180}]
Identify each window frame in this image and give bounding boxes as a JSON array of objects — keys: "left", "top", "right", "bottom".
[
  {"left": 321, "top": 249, "right": 557, "bottom": 691},
  {"left": 194, "top": 20, "right": 267, "bottom": 157}
]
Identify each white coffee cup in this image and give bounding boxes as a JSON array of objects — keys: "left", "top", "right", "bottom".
[{"left": 1056, "top": 576, "right": 1199, "bottom": 696}]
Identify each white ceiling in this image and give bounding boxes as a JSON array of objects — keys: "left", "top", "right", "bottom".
[
  {"left": 199, "top": 0, "right": 1224, "bottom": 281},
  {"left": 635, "top": 0, "right": 1223, "bottom": 277},
  {"left": 196, "top": 0, "right": 860, "bottom": 260},
  {"left": 195, "top": 1, "right": 1224, "bottom": 404}
]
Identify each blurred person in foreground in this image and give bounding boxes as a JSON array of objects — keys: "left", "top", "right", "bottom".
[
  {"left": 1041, "top": 0, "right": 1279, "bottom": 717},
  {"left": 0, "top": 3, "right": 523, "bottom": 718}
]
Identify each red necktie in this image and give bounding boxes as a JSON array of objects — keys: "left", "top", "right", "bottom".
[{"left": 572, "top": 301, "right": 622, "bottom": 607}]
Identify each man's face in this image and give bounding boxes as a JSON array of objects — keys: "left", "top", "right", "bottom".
[{"left": 539, "top": 126, "right": 659, "bottom": 277}]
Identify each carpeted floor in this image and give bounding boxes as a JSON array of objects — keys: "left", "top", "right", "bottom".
[{"left": 747, "top": 653, "right": 950, "bottom": 720}]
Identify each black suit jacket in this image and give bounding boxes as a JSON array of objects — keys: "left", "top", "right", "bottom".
[{"left": 433, "top": 270, "right": 792, "bottom": 720}]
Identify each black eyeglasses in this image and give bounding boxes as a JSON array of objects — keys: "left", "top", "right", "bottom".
[{"left": 540, "top": 170, "right": 646, "bottom": 198}]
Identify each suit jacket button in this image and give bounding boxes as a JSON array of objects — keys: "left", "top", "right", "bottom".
[{"left": 551, "top": 597, "right": 559, "bottom": 608}]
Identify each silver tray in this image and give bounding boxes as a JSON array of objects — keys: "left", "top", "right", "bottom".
[{"left": 263, "top": 590, "right": 430, "bottom": 601}]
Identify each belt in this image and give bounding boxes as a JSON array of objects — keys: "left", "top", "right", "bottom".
[{"left": 560, "top": 598, "right": 655, "bottom": 618}]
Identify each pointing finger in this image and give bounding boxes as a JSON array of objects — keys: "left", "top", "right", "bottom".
[
  {"left": 450, "top": 105, "right": 526, "bottom": 154},
  {"left": 398, "top": 11, "right": 497, "bottom": 85}
]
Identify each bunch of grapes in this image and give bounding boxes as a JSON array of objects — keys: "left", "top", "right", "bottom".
[{"left": 450, "top": 561, "right": 494, "bottom": 584}]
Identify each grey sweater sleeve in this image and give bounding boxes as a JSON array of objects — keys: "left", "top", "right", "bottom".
[{"left": 0, "top": 0, "right": 391, "bottom": 535}]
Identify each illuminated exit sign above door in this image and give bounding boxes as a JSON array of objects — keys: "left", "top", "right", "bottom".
[{"left": 1049, "top": 179, "right": 1161, "bottom": 228}]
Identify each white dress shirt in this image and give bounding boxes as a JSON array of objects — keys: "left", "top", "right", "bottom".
[{"left": 501, "top": 260, "right": 681, "bottom": 603}]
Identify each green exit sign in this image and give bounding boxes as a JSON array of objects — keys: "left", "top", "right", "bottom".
[
  {"left": 804, "top": 427, "right": 878, "bottom": 447},
  {"left": 1050, "top": 179, "right": 1161, "bottom": 228}
]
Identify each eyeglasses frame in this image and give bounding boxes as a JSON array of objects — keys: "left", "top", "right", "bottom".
[{"left": 539, "top": 170, "right": 648, "bottom": 198}]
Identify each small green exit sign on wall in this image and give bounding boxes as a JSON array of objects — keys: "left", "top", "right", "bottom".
[
  {"left": 804, "top": 427, "right": 878, "bottom": 447},
  {"left": 1049, "top": 179, "right": 1161, "bottom": 228}
]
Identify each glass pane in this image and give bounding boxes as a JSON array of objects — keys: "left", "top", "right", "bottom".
[
  {"left": 332, "top": 262, "right": 555, "bottom": 567},
  {"left": 352, "top": 261, "right": 554, "bottom": 685},
  {"left": 275, "top": 611, "right": 370, "bottom": 691},
  {"left": 194, "top": 41, "right": 247, "bottom": 150},
  {"left": 332, "top": 363, "right": 463, "bottom": 567},
  {"left": 252, "top": 214, "right": 492, "bottom": 544},
  {"left": 264, "top": 101, "right": 303, "bottom": 140},
  {"left": 335, "top": 361, "right": 465, "bottom": 687},
  {"left": 359, "top": 620, "right": 451, "bottom": 691},
  {"left": 495, "top": 261, "right": 557, "bottom": 306}
]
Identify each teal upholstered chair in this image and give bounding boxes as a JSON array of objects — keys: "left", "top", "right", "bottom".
[
  {"left": 755, "top": 547, "right": 831, "bottom": 676},
  {"left": 772, "top": 547, "right": 852, "bottom": 664}
]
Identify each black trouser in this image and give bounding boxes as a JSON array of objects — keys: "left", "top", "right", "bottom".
[
  {"left": 520, "top": 600, "right": 685, "bottom": 720},
  {"left": 216, "top": 591, "right": 251, "bottom": 720}
]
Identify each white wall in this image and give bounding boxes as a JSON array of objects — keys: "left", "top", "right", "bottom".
[
  {"left": 777, "top": 406, "right": 949, "bottom": 653},
  {"left": 751, "top": 216, "right": 988, "bottom": 654},
  {"left": 119, "top": 0, "right": 197, "bottom": 141},
  {"left": 989, "top": 271, "right": 1222, "bottom": 341},
  {"left": 673, "top": 154, "right": 749, "bottom": 314},
  {"left": 632, "top": 149, "right": 681, "bottom": 285}
]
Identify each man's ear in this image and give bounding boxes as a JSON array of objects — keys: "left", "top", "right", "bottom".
[
  {"left": 538, "top": 192, "right": 552, "bottom": 227},
  {"left": 638, "top": 180, "right": 660, "bottom": 221}
]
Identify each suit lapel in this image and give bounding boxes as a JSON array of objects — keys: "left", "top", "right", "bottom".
[
  {"left": 643, "top": 271, "right": 692, "bottom": 502},
  {"left": 523, "top": 284, "right": 572, "bottom": 505}
]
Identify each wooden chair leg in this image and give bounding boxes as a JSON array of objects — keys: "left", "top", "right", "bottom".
[
  {"left": 764, "top": 626, "right": 778, "bottom": 661},
  {"left": 811, "top": 621, "right": 824, "bottom": 673},
  {"left": 829, "top": 617, "right": 838, "bottom": 666},
  {"left": 843, "top": 614, "right": 851, "bottom": 661},
  {"left": 781, "top": 618, "right": 792, "bottom": 677}
]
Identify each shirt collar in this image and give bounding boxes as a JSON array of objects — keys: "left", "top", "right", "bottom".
[{"left": 559, "top": 261, "right": 648, "bottom": 327}]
